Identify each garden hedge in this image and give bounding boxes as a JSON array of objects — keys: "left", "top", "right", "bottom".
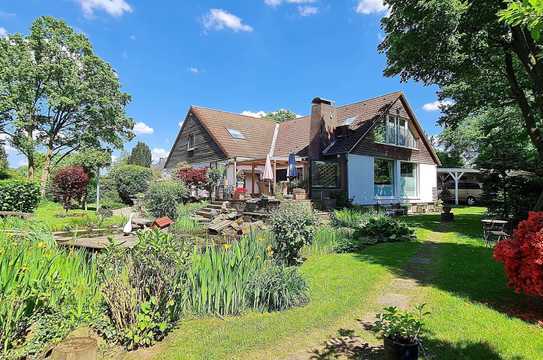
[{"left": 0, "top": 180, "right": 40, "bottom": 213}]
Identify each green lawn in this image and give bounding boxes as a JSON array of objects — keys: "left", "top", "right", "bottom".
[
  {"left": 30, "top": 201, "right": 125, "bottom": 231},
  {"left": 122, "top": 207, "right": 543, "bottom": 360}
]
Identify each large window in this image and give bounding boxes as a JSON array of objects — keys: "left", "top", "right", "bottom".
[
  {"left": 374, "top": 115, "right": 417, "bottom": 148},
  {"left": 400, "top": 162, "right": 417, "bottom": 198},
  {"left": 311, "top": 161, "right": 339, "bottom": 188},
  {"left": 374, "top": 158, "right": 395, "bottom": 197}
]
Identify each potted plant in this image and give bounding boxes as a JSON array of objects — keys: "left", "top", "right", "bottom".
[
  {"left": 438, "top": 188, "right": 454, "bottom": 222},
  {"left": 233, "top": 187, "right": 247, "bottom": 200},
  {"left": 371, "top": 304, "right": 429, "bottom": 360}
]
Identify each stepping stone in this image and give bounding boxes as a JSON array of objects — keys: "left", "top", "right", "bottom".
[
  {"left": 378, "top": 293, "right": 411, "bottom": 309},
  {"left": 390, "top": 278, "right": 419, "bottom": 290}
]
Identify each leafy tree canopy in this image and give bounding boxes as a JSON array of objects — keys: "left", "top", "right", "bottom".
[
  {"left": 265, "top": 109, "right": 297, "bottom": 123},
  {"left": 380, "top": 0, "right": 543, "bottom": 164},
  {"left": 128, "top": 142, "right": 152, "bottom": 168},
  {"left": 64, "top": 148, "right": 112, "bottom": 177},
  {"left": 0, "top": 16, "right": 134, "bottom": 195}
]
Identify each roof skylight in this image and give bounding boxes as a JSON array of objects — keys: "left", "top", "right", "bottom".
[
  {"left": 227, "top": 128, "right": 245, "bottom": 139},
  {"left": 341, "top": 116, "right": 357, "bottom": 126}
]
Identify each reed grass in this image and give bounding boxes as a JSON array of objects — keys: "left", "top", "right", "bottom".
[
  {"left": 0, "top": 226, "right": 101, "bottom": 355},
  {"left": 185, "top": 233, "right": 267, "bottom": 316}
]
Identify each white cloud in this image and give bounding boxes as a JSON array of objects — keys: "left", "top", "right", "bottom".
[
  {"left": 241, "top": 110, "right": 267, "bottom": 118},
  {"left": 111, "top": 154, "right": 119, "bottom": 163},
  {"left": 298, "top": 6, "right": 318, "bottom": 16},
  {"left": 265, "top": 0, "right": 316, "bottom": 7},
  {"left": 188, "top": 67, "right": 200, "bottom": 74},
  {"left": 422, "top": 100, "right": 454, "bottom": 112},
  {"left": 78, "top": 0, "right": 132, "bottom": 18},
  {"left": 0, "top": 27, "right": 7, "bottom": 38},
  {"left": 151, "top": 148, "right": 169, "bottom": 163},
  {"left": 202, "top": 9, "right": 253, "bottom": 33},
  {"left": 133, "top": 122, "right": 154, "bottom": 135},
  {"left": 355, "top": 0, "right": 388, "bottom": 15},
  {"left": 178, "top": 121, "right": 184, "bottom": 128}
]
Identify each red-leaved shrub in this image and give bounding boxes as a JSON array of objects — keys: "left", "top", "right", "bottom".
[
  {"left": 53, "top": 166, "right": 90, "bottom": 210},
  {"left": 494, "top": 212, "right": 543, "bottom": 297},
  {"left": 177, "top": 168, "right": 207, "bottom": 186}
]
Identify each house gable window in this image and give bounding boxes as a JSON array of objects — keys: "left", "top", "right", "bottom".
[
  {"left": 187, "top": 134, "right": 195, "bottom": 151},
  {"left": 374, "top": 158, "right": 395, "bottom": 197},
  {"left": 311, "top": 160, "right": 339, "bottom": 188},
  {"left": 400, "top": 162, "right": 418, "bottom": 198},
  {"left": 374, "top": 115, "right": 418, "bottom": 149}
]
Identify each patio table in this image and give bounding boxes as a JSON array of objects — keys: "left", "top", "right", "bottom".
[{"left": 481, "top": 219, "right": 509, "bottom": 247}]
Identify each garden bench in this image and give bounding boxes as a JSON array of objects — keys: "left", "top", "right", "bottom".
[{"left": 481, "top": 219, "right": 509, "bottom": 247}]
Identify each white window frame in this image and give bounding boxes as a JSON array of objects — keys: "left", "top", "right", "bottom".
[
  {"left": 374, "top": 157, "right": 396, "bottom": 199},
  {"left": 375, "top": 115, "right": 419, "bottom": 150},
  {"left": 187, "top": 134, "right": 195, "bottom": 151},
  {"left": 399, "top": 161, "right": 419, "bottom": 199}
]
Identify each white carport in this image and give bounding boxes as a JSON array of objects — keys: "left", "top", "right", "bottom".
[{"left": 437, "top": 168, "right": 481, "bottom": 205}]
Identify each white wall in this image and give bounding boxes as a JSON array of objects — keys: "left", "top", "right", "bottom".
[
  {"left": 347, "top": 154, "right": 374, "bottom": 205},
  {"left": 347, "top": 154, "right": 437, "bottom": 205},
  {"left": 419, "top": 164, "right": 437, "bottom": 202}
]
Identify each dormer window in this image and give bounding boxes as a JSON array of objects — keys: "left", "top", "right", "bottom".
[
  {"left": 187, "top": 134, "right": 195, "bottom": 151},
  {"left": 227, "top": 128, "right": 245, "bottom": 140}
]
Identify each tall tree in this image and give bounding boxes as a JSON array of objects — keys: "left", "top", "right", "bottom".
[
  {"left": 379, "top": 0, "right": 543, "bottom": 165},
  {"left": 128, "top": 142, "right": 152, "bottom": 168},
  {"left": 265, "top": 109, "right": 297, "bottom": 123},
  {"left": 0, "top": 16, "right": 134, "bottom": 195}
]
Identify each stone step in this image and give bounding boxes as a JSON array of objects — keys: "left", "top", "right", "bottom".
[{"left": 195, "top": 209, "right": 219, "bottom": 219}]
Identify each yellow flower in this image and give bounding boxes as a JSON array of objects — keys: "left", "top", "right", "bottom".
[
  {"left": 37, "top": 241, "right": 47, "bottom": 249},
  {"left": 223, "top": 243, "right": 232, "bottom": 250}
]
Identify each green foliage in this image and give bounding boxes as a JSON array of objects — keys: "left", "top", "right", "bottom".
[
  {"left": 109, "top": 164, "right": 152, "bottom": 204},
  {"left": 265, "top": 109, "right": 297, "bottom": 123},
  {"left": 64, "top": 149, "right": 112, "bottom": 177},
  {"left": 0, "top": 145, "right": 7, "bottom": 172},
  {"left": 247, "top": 263, "right": 309, "bottom": 312},
  {"left": 436, "top": 150, "right": 464, "bottom": 168},
  {"left": 499, "top": 0, "right": 543, "bottom": 42},
  {"left": 144, "top": 180, "right": 188, "bottom": 219},
  {"left": 380, "top": 0, "right": 543, "bottom": 172},
  {"left": 185, "top": 235, "right": 267, "bottom": 315},
  {"left": 270, "top": 203, "right": 317, "bottom": 266},
  {"left": 372, "top": 304, "right": 429, "bottom": 345},
  {"left": 176, "top": 201, "right": 208, "bottom": 218},
  {"left": 0, "top": 180, "right": 40, "bottom": 212},
  {"left": 331, "top": 210, "right": 415, "bottom": 252},
  {"left": 128, "top": 142, "right": 152, "bottom": 168},
  {"left": 96, "top": 229, "right": 190, "bottom": 349},
  {"left": 0, "top": 227, "right": 101, "bottom": 356},
  {"left": 0, "top": 16, "right": 133, "bottom": 191},
  {"left": 331, "top": 208, "right": 374, "bottom": 228}
]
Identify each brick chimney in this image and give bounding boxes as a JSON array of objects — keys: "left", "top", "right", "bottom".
[{"left": 309, "top": 97, "right": 337, "bottom": 160}]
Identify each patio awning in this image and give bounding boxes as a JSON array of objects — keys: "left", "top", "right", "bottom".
[{"left": 437, "top": 167, "right": 481, "bottom": 205}]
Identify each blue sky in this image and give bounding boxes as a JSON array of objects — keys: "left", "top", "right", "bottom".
[{"left": 0, "top": 0, "right": 445, "bottom": 167}]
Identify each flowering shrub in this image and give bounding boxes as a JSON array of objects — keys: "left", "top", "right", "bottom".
[
  {"left": 494, "top": 212, "right": 543, "bottom": 297},
  {"left": 53, "top": 166, "right": 90, "bottom": 210},
  {"left": 177, "top": 168, "right": 207, "bottom": 187},
  {"left": 234, "top": 187, "right": 247, "bottom": 194}
]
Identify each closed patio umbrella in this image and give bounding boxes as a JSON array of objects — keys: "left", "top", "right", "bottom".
[
  {"left": 287, "top": 153, "right": 298, "bottom": 179},
  {"left": 263, "top": 154, "right": 274, "bottom": 193}
]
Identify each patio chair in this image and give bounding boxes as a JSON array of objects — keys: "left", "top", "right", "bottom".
[{"left": 482, "top": 219, "right": 509, "bottom": 247}]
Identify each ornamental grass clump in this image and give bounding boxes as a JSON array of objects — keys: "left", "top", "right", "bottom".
[
  {"left": 0, "top": 227, "right": 101, "bottom": 357},
  {"left": 270, "top": 202, "right": 317, "bottom": 266},
  {"left": 247, "top": 263, "right": 309, "bottom": 312},
  {"left": 185, "top": 234, "right": 267, "bottom": 315}
]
